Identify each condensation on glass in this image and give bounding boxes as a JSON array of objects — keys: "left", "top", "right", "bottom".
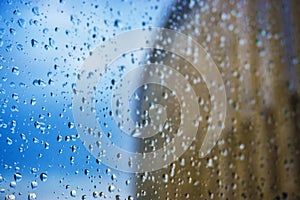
[{"left": 0, "top": 0, "right": 299, "bottom": 200}]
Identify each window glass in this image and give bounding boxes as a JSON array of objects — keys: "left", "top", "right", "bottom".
[{"left": 0, "top": 1, "right": 299, "bottom": 200}]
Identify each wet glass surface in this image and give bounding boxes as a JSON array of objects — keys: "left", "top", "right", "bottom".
[{"left": 0, "top": 1, "right": 299, "bottom": 199}]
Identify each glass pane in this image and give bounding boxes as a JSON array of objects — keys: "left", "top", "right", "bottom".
[{"left": 0, "top": 1, "right": 299, "bottom": 200}]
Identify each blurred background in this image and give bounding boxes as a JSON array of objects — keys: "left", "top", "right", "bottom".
[
  {"left": 0, "top": 0, "right": 299, "bottom": 199},
  {"left": 142, "top": 1, "right": 300, "bottom": 199}
]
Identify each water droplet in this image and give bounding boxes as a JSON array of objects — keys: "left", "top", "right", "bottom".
[
  {"left": 31, "top": 181, "right": 38, "bottom": 189},
  {"left": 57, "top": 134, "right": 62, "bottom": 142},
  {"left": 239, "top": 143, "right": 245, "bottom": 150},
  {"left": 17, "top": 18, "right": 26, "bottom": 28},
  {"left": 6, "top": 44, "right": 13, "bottom": 52},
  {"left": 12, "top": 66, "right": 19, "bottom": 76},
  {"left": 48, "top": 79, "right": 54, "bottom": 85},
  {"left": 13, "top": 9, "right": 21, "bottom": 15},
  {"left": 33, "top": 137, "right": 39, "bottom": 143},
  {"left": 30, "top": 98, "right": 37, "bottom": 105},
  {"left": 31, "top": 39, "right": 38, "bottom": 48},
  {"left": 10, "top": 181, "right": 16, "bottom": 188},
  {"left": 5, "top": 194, "right": 15, "bottom": 200},
  {"left": 114, "top": 19, "right": 121, "bottom": 28},
  {"left": 70, "top": 189, "right": 77, "bottom": 197},
  {"left": 40, "top": 173, "right": 47, "bottom": 182},
  {"left": 32, "top": 7, "right": 39, "bottom": 16},
  {"left": 6, "top": 137, "right": 12, "bottom": 145},
  {"left": 68, "top": 122, "right": 74, "bottom": 129},
  {"left": 9, "top": 28, "right": 16, "bottom": 36},
  {"left": 12, "top": 93, "right": 19, "bottom": 100},
  {"left": 14, "top": 173, "right": 22, "bottom": 182},
  {"left": 28, "top": 193, "right": 37, "bottom": 200},
  {"left": 162, "top": 173, "right": 168, "bottom": 183},
  {"left": 207, "top": 158, "right": 213, "bottom": 167},
  {"left": 93, "top": 191, "right": 98, "bottom": 198},
  {"left": 127, "top": 196, "right": 134, "bottom": 200},
  {"left": 44, "top": 45, "right": 49, "bottom": 50},
  {"left": 49, "top": 38, "right": 55, "bottom": 47},
  {"left": 117, "top": 153, "right": 122, "bottom": 159},
  {"left": 32, "top": 79, "right": 46, "bottom": 86},
  {"left": 111, "top": 174, "right": 116, "bottom": 180},
  {"left": 45, "top": 142, "right": 50, "bottom": 149},
  {"left": 17, "top": 43, "right": 23, "bottom": 51},
  {"left": 108, "top": 185, "right": 115, "bottom": 192}
]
